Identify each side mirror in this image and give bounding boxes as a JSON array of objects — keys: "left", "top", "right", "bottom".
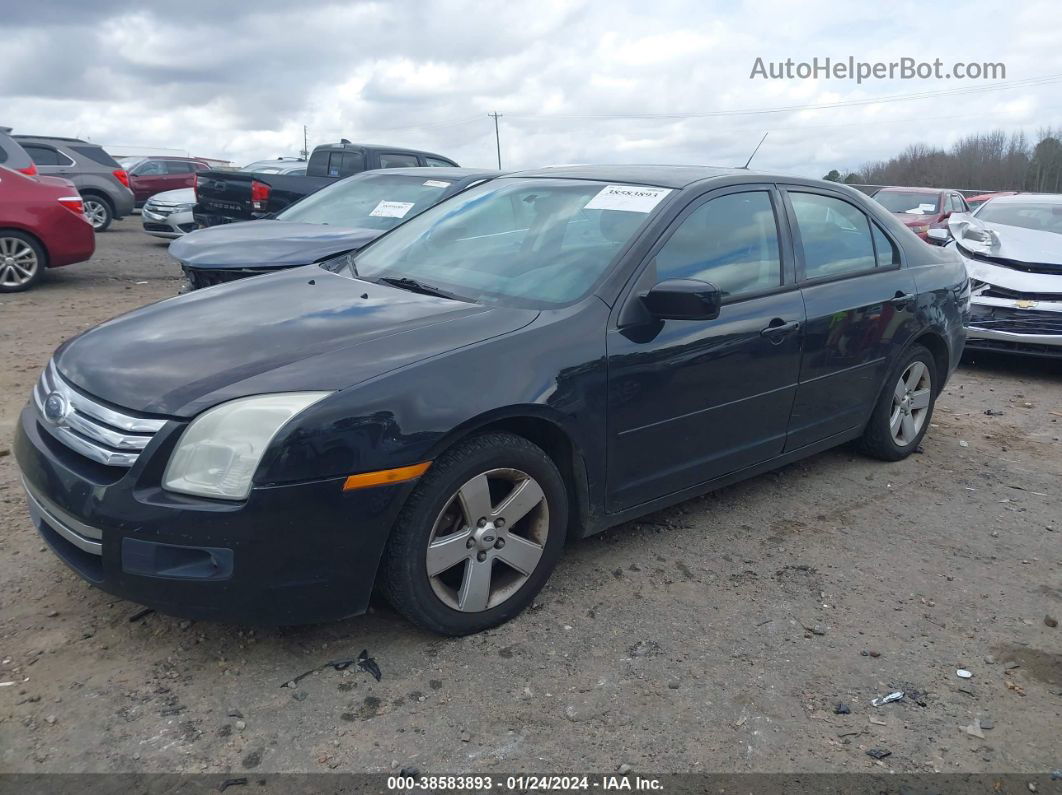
[
  {"left": 926, "top": 227, "right": 949, "bottom": 243},
  {"left": 642, "top": 279, "right": 721, "bottom": 321}
]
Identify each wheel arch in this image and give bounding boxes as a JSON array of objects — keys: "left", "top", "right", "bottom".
[
  {"left": 79, "top": 189, "right": 114, "bottom": 209},
  {"left": 0, "top": 226, "right": 50, "bottom": 268},
  {"left": 909, "top": 329, "right": 950, "bottom": 393},
  {"left": 425, "top": 407, "right": 594, "bottom": 541}
]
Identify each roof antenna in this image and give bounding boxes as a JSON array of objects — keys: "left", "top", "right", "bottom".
[{"left": 741, "top": 132, "right": 768, "bottom": 169}]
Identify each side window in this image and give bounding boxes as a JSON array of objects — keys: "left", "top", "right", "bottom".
[
  {"left": 790, "top": 192, "right": 876, "bottom": 280},
  {"left": 652, "top": 191, "right": 782, "bottom": 300},
  {"left": 193, "top": 162, "right": 210, "bottom": 171},
  {"left": 327, "top": 151, "right": 364, "bottom": 177},
  {"left": 133, "top": 160, "right": 165, "bottom": 176},
  {"left": 23, "top": 145, "right": 69, "bottom": 166},
  {"left": 379, "top": 153, "right": 420, "bottom": 169},
  {"left": 166, "top": 161, "right": 195, "bottom": 174},
  {"left": 425, "top": 157, "right": 455, "bottom": 167},
  {"left": 871, "top": 223, "right": 899, "bottom": 268},
  {"left": 953, "top": 193, "right": 967, "bottom": 212}
]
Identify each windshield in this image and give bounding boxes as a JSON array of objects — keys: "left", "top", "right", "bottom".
[
  {"left": 334, "top": 178, "right": 670, "bottom": 306},
  {"left": 875, "top": 191, "right": 940, "bottom": 214},
  {"left": 975, "top": 201, "right": 1062, "bottom": 234},
  {"left": 277, "top": 172, "right": 456, "bottom": 230}
]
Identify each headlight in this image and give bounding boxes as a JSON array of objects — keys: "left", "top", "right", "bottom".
[
  {"left": 175, "top": 203, "right": 195, "bottom": 213},
  {"left": 912, "top": 224, "right": 930, "bottom": 235},
  {"left": 163, "top": 392, "right": 331, "bottom": 500}
]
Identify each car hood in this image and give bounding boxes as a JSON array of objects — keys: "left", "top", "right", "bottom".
[
  {"left": 55, "top": 267, "right": 538, "bottom": 417},
  {"left": 150, "top": 187, "right": 196, "bottom": 203},
  {"left": 896, "top": 213, "right": 938, "bottom": 226},
  {"left": 169, "top": 220, "right": 381, "bottom": 270},
  {"left": 948, "top": 213, "right": 1062, "bottom": 268}
]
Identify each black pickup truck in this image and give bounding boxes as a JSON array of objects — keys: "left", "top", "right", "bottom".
[{"left": 193, "top": 141, "right": 459, "bottom": 227}]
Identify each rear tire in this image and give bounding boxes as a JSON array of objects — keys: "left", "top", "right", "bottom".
[
  {"left": 82, "top": 195, "right": 113, "bottom": 232},
  {"left": 860, "top": 344, "right": 938, "bottom": 461},
  {"left": 380, "top": 432, "right": 568, "bottom": 636},
  {"left": 0, "top": 231, "right": 46, "bottom": 292}
]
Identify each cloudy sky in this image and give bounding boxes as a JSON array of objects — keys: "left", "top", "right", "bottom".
[{"left": 3, "top": 0, "right": 1061, "bottom": 178}]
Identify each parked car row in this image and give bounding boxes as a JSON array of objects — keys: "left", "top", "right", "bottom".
[{"left": 14, "top": 164, "right": 972, "bottom": 636}]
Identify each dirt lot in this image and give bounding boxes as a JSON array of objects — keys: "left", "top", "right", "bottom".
[{"left": 0, "top": 219, "right": 1059, "bottom": 775}]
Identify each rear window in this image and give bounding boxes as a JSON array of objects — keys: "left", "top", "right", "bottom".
[
  {"left": 69, "top": 145, "right": 121, "bottom": 168},
  {"left": 874, "top": 191, "right": 940, "bottom": 215}
]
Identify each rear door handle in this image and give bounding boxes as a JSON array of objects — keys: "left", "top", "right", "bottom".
[
  {"left": 760, "top": 319, "right": 801, "bottom": 341},
  {"left": 890, "top": 292, "right": 915, "bottom": 308}
]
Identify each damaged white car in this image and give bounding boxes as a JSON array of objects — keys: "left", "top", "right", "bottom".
[{"left": 931, "top": 195, "right": 1062, "bottom": 357}]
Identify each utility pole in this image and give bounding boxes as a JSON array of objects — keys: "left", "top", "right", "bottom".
[
  {"left": 301, "top": 125, "right": 309, "bottom": 161},
  {"left": 488, "top": 112, "right": 502, "bottom": 169}
]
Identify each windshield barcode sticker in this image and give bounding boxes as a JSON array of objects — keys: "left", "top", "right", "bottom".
[
  {"left": 423, "top": 180, "right": 451, "bottom": 188},
  {"left": 585, "top": 185, "right": 671, "bottom": 213},
  {"left": 370, "top": 200, "right": 416, "bottom": 218}
]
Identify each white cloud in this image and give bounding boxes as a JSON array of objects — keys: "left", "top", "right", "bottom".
[{"left": 2, "top": 0, "right": 1060, "bottom": 179}]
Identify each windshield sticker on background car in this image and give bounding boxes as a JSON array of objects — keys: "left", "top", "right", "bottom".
[
  {"left": 584, "top": 184, "right": 672, "bottom": 213},
  {"left": 370, "top": 200, "right": 416, "bottom": 218},
  {"left": 423, "top": 180, "right": 451, "bottom": 188}
]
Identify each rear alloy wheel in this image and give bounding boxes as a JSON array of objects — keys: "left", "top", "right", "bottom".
[
  {"left": 380, "top": 432, "right": 568, "bottom": 635},
  {"left": 0, "top": 232, "right": 45, "bottom": 292},
  {"left": 82, "top": 196, "right": 113, "bottom": 231},
  {"left": 860, "top": 344, "right": 938, "bottom": 461}
]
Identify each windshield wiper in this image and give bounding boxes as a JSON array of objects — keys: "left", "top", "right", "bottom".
[{"left": 375, "top": 276, "right": 469, "bottom": 302}]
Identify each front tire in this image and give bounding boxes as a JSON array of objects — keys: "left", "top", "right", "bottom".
[
  {"left": 380, "top": 432, "right": 568, "bottom": 636},
  {"left": 83, "top": 195, "right": 113, "bottom": 232},
  {"left": 860, "top": 344, "right": 938, "bottom": 461}
]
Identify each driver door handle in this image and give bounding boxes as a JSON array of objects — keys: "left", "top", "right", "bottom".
[{"left": 760, "top": 318, "right": 800, "bottom": 341}]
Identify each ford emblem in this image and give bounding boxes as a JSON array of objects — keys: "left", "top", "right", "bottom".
[{"left": 43, "top": 391, "right": 68, "bottom": 423}]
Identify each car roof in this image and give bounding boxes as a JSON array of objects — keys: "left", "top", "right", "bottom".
[
  {"left": 351, "top": 167, "right": 503, "bottom": 179},
  {"left": 875, "top": 186, "right": 949, "bottom": 194},
  {"left": 986, "top": 193, "right": 1062, "bottom": 205},
  {"left": 504, "top": 164, "right": 748, "bottom": 189},
  {"left": 12, "top": 135, "right": 95, "bottom": 145},
  {"left": 317, "top": 142, "right": 455, "bottom": 159}
]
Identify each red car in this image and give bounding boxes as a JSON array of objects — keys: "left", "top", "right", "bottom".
[
  {"left": 966, "top": 191, "right": 1019, "bottom": 211},
  {"left": 125, "top": 156, "right": 212, "bottom": 205},
  {"left": 0, "top": 166, "right": 95, "bottom": 292},
  {"left": 872, "top": 187, "right": 970, "bottom": 242}
]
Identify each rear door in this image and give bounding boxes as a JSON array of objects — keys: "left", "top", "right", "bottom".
[
  {"left": 163, "top": 160, "right": 198, "bottom": 191},
  {"left": 21, "top": 143, "right": 75, "bottom": 177},
  {"left": 781, "top": 187, "right": 918, "bottom": 450},
  {"left": 130, "top": 160, "right": 170, "bottom": 202}
]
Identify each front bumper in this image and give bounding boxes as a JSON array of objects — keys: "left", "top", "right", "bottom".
[
  {"left": 14, "top": 403, "right": 409, "bottom": 624},
  {"left": 142, "top": 206, "right": 196, "bottom": 239}
]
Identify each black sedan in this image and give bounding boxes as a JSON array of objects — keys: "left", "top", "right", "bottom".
[
  {"left": 15, "top": 165, "right": 969, "bottom": 635},
  {"left": 170, "top": 167, "right": 501, "bottom": 290}
]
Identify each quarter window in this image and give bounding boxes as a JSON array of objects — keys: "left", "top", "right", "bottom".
[
  {"left": 871, "top": 223, "right": 899, "bottom": 267},
  {"left": 651, "top": 191, "right": 782, "bottom": 299},
  {"left": 790, "top": 192, "right": 876, "bottom": 280},
  {"left": 379, "top": 153, "right": 420, "bottom": 168},
  {"left": 425, "top": 157, "right": 456, "bottom": 167}
]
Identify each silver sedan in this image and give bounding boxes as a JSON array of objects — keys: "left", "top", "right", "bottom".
[{"left": 141, "top": 188, "right": 197, "bottom": 239}]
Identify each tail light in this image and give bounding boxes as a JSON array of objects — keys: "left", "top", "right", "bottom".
[
  {"left": 250, "top": 179, "right": 270, "bottom": 212},
  {"left": 17, "top": 164, "right": 38, "bottom": 176},
  {"left": 112, "top": 169, "right": 130, "bottom": 188},
  {"left": 58, "top": 196, "right": 85, "bottom": 216}
]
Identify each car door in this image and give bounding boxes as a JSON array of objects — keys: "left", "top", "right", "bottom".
[
  {"left": 781, "top": 187, "right": 918, "bottom": 450},
  {"left": 605, "top": 186, "right": 804, "bottom": 511},
  {"left": 130, "top": 160, "right": 168, "bottom": 203},
  {"left": 164, "top": 160, "right": 197, "bottom": 191}
]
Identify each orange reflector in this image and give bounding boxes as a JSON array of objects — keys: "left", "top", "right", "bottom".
[{"left": 342, "top": 461, "right": 431, "bottom": 491}]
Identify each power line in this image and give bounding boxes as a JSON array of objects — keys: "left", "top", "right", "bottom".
[{"left": 488, "top": 111, "right": 503, "bottom": 169}]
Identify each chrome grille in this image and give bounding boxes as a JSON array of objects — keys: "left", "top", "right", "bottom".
[{"left": 33, "top": 360, "right": 167, "bottom": 467}]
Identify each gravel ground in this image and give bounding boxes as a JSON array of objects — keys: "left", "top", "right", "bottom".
[{"left": 0, "top": 219, "right": 1059, "bottom": 775}]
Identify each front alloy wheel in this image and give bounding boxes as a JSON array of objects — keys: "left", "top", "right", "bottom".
[
  {"left": 380, "top": 432, "right": 567, "bottom": 635},
  {"left": 426, "top": 468, "right": 549, "bottom": 612}
]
